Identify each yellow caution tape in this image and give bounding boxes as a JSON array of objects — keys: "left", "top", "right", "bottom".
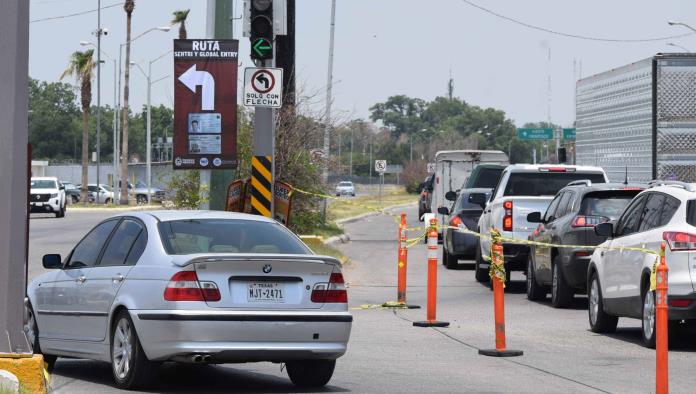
[
  {"left": 352, "top": 301, "right": 410, "bottom": 310},
  {"left": 650, "top": 257, "right": 658, "bottom": 291}
]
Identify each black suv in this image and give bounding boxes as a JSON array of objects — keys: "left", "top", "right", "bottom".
[
  {"left": 438, "top": 188, "right": 491, "bottom": 269},
  {"left": 525, "top": 181, "right": 645, "bottom": 307}
]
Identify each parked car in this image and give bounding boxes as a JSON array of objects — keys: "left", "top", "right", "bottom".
[
  {"left": 439, "top": 188, "right": 491, "bottom": 269},
  {"left": 29, "top": 177, "right": 66, "bottom": 218},
  {"left": 25, "top": 211, "right": 352, "bottom": 389},
  {"left": 335, "top": 181, "right": 355, "bottom": 196},
  {"left": 129, "top": 181, "right": 165, "bottom": 204},
  {"left": 475, "top": 165, "right": 608, "bottom": 283},
  {"left": 525, "top": 181, "right": 645, "bottom": 307},
  {"left": 587, "top": 181, "right": 696, "bottom": 347},
  {"left": 82, "top": 184, "right": 114, "bottom": 204},
  {"left": 418, "top": 174, "right": 435, "bottom": 221},
  {"left": 61, "top": 181, "right": 81, "bottom": 204}
]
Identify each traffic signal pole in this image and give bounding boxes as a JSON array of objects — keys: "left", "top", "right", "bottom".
[{"left": 0, "top": 0, "right": 30, "bottom": 354}]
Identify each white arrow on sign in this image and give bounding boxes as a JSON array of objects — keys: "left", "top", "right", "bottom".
[{"left": 178, "top": 64, "right": 215, "bottom": 111}]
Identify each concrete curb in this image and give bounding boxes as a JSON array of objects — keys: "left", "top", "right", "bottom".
[{"left": 0, "top": 354, "right": 47, "bottom": 393}]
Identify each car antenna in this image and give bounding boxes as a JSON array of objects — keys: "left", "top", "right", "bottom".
[{"left": 623, "top": 166, "right": 628, "bottom": 185}]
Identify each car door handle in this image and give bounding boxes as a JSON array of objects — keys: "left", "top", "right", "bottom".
[
  {"left": 112, "top": 274, "right": 125, "bottom": 282},
  {"left": 76, "top": 275, "right": 86, "bottom": 284}
]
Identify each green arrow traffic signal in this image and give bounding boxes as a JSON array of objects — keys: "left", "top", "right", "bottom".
[{"left": 252, "top": 38, "right": 272, "bottom": 59}]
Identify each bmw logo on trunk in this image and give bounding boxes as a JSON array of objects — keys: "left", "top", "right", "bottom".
[{"left": 262, "top": 264, "right": 272, "bottom": 274}]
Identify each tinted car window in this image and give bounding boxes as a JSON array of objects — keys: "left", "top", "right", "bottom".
[
  {"left": 688, "top": 200, "right": 696, "bottom": 227},
  {"left": 125, "top": 231, "right": 147, "bottom": 265},
  {"left": 615, "top": 195, "right": 646, "bottom": 237},
  {"left": 503, "top": 172, "right": 606, "bottom": 197},
  {"left": 100, "top": 219, "right": 144, "bottom": 266},
  {"left": 68, "top": 219, "right": 119, "bottom": 268},
  {"left": 556, "top": 191, "right": 574, "bottom": 218},
  {"left": 544, "top": 194, "right": 563, "bottom": 222},
  {"left": 639, "top": 193, "right": 665, "bottom": 232},
  {"left": 659, "top": 195, "right": 680, "bottom": 226},
  {"left": 471, "top": 168, "right": 504, "bottom": 189},
  {"left": 159, "top": 219, "right": 312, "bottom": 255},
  {"left": 457, "top": 192, "right": 491, "bottom": 210},
  {"left": 578, "top": 190, "right": 641, "bottom": 220}
]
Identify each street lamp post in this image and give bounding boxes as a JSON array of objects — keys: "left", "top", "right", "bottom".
[{"left": 667, "top": 42, "right": 691, "bottom": 52}]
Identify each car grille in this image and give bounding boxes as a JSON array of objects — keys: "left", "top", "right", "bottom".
[
  {"left": 155, "top": 191, "right": 165, "bottom": 200},
  {"left": 30, "top": 193, "right": 50, "bottom": 202}
]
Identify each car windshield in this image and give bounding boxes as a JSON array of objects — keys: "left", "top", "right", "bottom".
[
  {"left": 135, "top": 181, "right": 147, "bottom": 188},
  {"left": 338, "top": 182, "right": 352, "bottom": 187},
  {"left": 503, "top": 172, "right": 606, "bottom": 197},
  {"left": 101, "top": 185, "right": 112, "bottom": 191},
  {"left": 579, "top": 191, "right": 641, "bottom": 220},
  {"left": 159, "top": 219, "right": 312, "bottom": 255},
  {"left": 31, "top": 180, "right": 56, "bottom": 189}
]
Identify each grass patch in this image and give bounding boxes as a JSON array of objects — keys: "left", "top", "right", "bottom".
[
  {"left": 327, "top": 187, "right": 416, "bottom": 222},
  {"left": 300, "top": 236, "right": 349, "bottom": 264}
]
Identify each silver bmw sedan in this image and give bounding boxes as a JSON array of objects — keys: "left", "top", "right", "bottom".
[{"left": 25, "top": 211, "right": 352, "bottom": 390}]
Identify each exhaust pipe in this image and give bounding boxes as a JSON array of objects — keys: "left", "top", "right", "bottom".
[
  {"left": 191, "top": 354, "right": 203, "bottom": 363},
  {"left": 201, "top": 355, "right": 212, "bottom": 363}
]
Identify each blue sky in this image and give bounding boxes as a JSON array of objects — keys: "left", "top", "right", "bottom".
[{"left": 29, "top": 0, "right": 696, "bottom": 127}]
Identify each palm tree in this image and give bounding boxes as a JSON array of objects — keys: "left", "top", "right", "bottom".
[
  {"left": 120, "top": 0, "right": 135, "bottom": 205},
  {"left": 171, "top": 9, "right": 190, "bottom": 39},
  {"left": 60, "top": 49, "right": 95, "bottom": 205}
]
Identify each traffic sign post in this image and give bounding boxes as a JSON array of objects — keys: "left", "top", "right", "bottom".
[
  {"left": 517, "top": 128, "right": 554, "bottom": 140},
  {"left": 375, "top": 160, "right": 386, "bottom": 204}
]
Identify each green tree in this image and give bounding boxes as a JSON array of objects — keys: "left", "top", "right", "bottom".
[
  {"left": 60, "top": 49, "right": 95, "bottom": 204},
  {"left": 28, "top": 79, "right": 81, "bottom": 161},
  {"left": 171, "top": 9, "right": 190, "bottom": 39},
  {"left": 369, "top": 95, "right": 426, "bottom": 139}
]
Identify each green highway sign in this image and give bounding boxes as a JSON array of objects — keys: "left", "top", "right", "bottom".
[
  {"left": 517, "top": 128, "right": 554, "bottom": 140},
  {"left": 563, "top": 128, "right": 576, "bottom": 140},
  {"left": 252, "top": 38, "right": 272, "bottom": 59}
]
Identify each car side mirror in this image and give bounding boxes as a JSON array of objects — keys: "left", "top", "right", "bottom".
[
  {"left": 42, "top": 254, "right": 62, "bottom": 269},
  {"left": 527, "top": 212, "right": 543, "bottom": 223},
  {"left": 445, "top": 191, "right": 457, "bottom": 201},
  {"left": 59, "top": 185, "right": 65, "bottom": 190},
  {"left": 468, "top": 193, "right": 487, "bottom": 208},
  {"left": 437, "top": 206, "right": 450, "bottom": 215},
  {"left": 594, "top": 222, "right": 614, "bottom": 237}
]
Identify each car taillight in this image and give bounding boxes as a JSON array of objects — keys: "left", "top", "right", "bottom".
[
  {"left": 663, "top": 232, "right": 696, "bottom": 251},
  {"left": 311, "top": 272, "right": 348, "bottom": 303},
  {"left": 571, "top": 215, "right": 609, "bottom": 228},
  {"left": 539, "top": 167, "right": 576, "bottom": 173},
  {"left": 669, "top": 299, "right": 693, "bottom": 308},
  {"left": 503, "top": 200, "right": 513, "bottom": 231},
  {"left": 450, "top": 216, "right": 463, "bottom": 227},
  {"left": 574, "top": 251, "right": 591, "bottom": 257},
  {"left": 164, "top": 271, "right": 221, "bottom": 302}
]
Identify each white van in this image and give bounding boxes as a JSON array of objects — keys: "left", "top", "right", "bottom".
[{"left": 427, "top": 150, "right": 509, "bottom": 236}]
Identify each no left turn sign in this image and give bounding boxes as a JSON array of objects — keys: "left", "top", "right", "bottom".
[{"left": 244, "top": 67, "right": 283, "bottom": 108}]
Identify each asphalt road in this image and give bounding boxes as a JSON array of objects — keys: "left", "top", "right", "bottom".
[{"left": 28, "top": 206, "right": 696, "bottom": 393}]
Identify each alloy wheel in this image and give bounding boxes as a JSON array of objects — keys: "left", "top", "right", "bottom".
[
  {"left": 113, "top": 318, "right": 134, "bottom": 379},
  {"left": 643, "top": 290, "right": 655, "bottom": 340},
  {"left": 589, "top": 278, "right": 599, "bottom": 326}
]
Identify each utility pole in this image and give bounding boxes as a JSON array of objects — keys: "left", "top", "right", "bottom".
[
  {"left": 276, "top": 0, "right": 295, "bottom": 108},
  {"left": 95, "top": 0, "right": 103, "bottom": 202},
  {"left": 0, "top": 0, "right": 30, "bottom": 354},
  {"left": 349, "top": 126, "right": 353, "bottom": 178},
  {"left": 321, "top": 0, "right": 336, "bottom": 222}
]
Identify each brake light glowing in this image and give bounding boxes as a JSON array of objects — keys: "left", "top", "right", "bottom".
[
  {"left": 663, "top": 231, "right": 696, "bottom": 251},
  {"left": 503, "top": 200, "right": 513, "bottom": 231},
  {"left": 669, "top": 299, "right": 692, "bottom": 308},
  {"left": 539, "top": 167, "right": 576, "bottom": 173},
  {"left": 450, "top": 216, "right": 463, "bottom": 227},
  {"left": 311, "top": 272, "right": 348, "bottom": 303},
  {"left": 164, "top": 271, "right": 221, "bottom": 302},
  {"left": 571, "top": 215, "right": 609, "bottom": 228}
]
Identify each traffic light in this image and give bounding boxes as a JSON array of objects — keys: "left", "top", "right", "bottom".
[{"left": 249, "top": 0, "right": 273, "bottom": 60}]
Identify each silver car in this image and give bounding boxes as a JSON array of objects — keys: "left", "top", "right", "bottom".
[{"left": 25, "top": 211, "right": 352, "bottom": 389}]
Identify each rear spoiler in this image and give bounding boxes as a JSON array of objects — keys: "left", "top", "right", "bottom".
[{"left": 169, "top": 253, "right": 342, "bottom": 268}]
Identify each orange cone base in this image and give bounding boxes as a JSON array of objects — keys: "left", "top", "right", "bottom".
[
  {"left": 478, "top": 349, "right": 523, "bottom": 357},
  {"left": 413, "top": 320, "right": 450, "bottom": 327}
]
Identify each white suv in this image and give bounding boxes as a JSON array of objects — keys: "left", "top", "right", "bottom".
[
  {"left": 588, "top": 181, "right": 696, "bottom": 347},
  {"left": 30, "top": 177, "right": 66, "bottom": 218}
]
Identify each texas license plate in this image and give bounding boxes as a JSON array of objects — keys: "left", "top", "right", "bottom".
[{"left": 247, "top": 282, "right": 285, "bottom": 303}]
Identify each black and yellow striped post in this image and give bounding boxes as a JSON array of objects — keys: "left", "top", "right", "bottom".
[{"left": 250, "top": 155, "right": 273, "bottom": 217}]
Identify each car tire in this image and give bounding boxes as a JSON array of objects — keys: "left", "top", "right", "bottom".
[
  {"left": 55, "top": 204, "right": 65, "bottom": 218},
  {"left": 286, "top": 359, "right": 336, "bottom": 388},
  {"left": 25, "top": 303, "right": 57, "bottom": 372},
  {"left": 474, "top": 241, "right": 488, "bottom": 282},
  {"left": 588, "top": 272, "right": 618, "bottom": 333},
  {"left": 641, "top": 286, "right": 657, "bottom": 348},
  {"left": 136, "top": 195, "right": 147, "bottom": 205},
  {"left": 526, "top": 255, "right": 546, "bottom": 301},
  {"left": 351, "top": 193, "right": 356, "bottom": 197},
  {"left": 105, "top": 198, "right": 112, "bottom": 205},
  {"left": 111, "top": 310, "right": 155, "bottom": 390},
  {"left": 418, "top": 206, "right": 425, "bottom": 222},
  {"left": 71, "top": 195, "right": 79, "bottom": 204},
  {"left": 551, "top": 256, "right": 573, "bottom": 308},
  {"left": 443, "top": 245, "right": 458, "bottom": 270}
]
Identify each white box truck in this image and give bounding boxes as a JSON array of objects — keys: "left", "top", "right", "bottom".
[
  {"left": 576, "top": 53, "right": 696, "bottom": 182},
  {"left": 427, "top": 150, "right": 509, "bottom": 236}
]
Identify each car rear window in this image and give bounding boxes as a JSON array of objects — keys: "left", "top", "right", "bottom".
[
  {"left": 470, "top": 168, "right": 504, "bottom": 189},
  {"left": 579, "top": 191, "right": 641, "bottom": 220},
  {"left": 159, "top": 219, "right": 312, "bottom": 255},
  {"left": 338, "top": 182, "right": 352, "bottom": 186},
  {"left": 503, "top": 172, "right": 606, "bottom": 197},
  {"left": 31, "top": 180, "right": 56, "bottom": 189},
  {"left": 687, "top": 200, "right": 696, "bottom": 227}
]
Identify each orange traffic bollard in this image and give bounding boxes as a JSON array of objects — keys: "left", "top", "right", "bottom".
[
  {"left": 655, "top": 242, "right": 669, "bottom": 394},
  {"left": 479, "top": 229, "right": 523, "bottom": 357},
  {"left": 386, "top": 213, "right": 419, "bottom": 309},
  {"left": 414, "top": 218, "right": 449, "bottom": 327}
]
